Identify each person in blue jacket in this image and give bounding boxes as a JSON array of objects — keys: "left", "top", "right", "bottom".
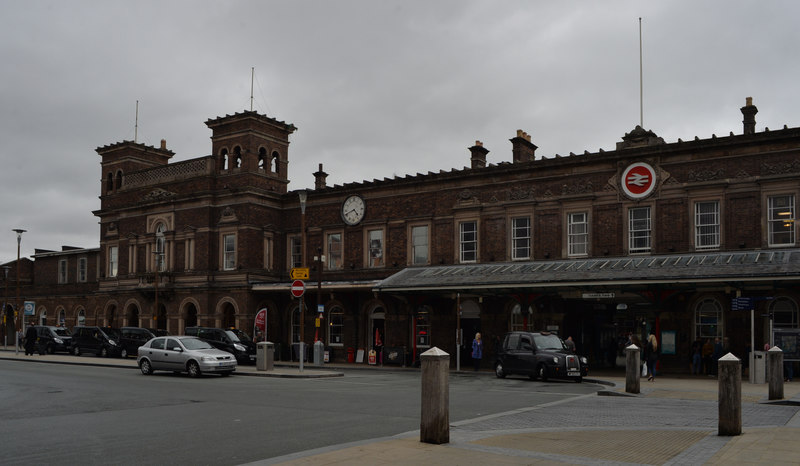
[{"left": 471, "top": 332, "right": 483, "bottom": 371}]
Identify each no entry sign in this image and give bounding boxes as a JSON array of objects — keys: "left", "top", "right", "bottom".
[{"left": 291, "top": 280, "right": 305, "bottom": 298}]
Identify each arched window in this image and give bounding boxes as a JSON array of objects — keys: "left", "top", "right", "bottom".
[
  {"left": 771, "top": 297, "right": 799, "bottom": 328},
  {"left": 39, "top": 308, "right": 47, "bottom": 326},
  {"left": 155, "top": 222, "right": 166, "bottom": 272},
  {"left": 271, "top": 151, "right": 280, "bottom": 174},
  {"left": 77, "top": 308, "right": 86, "bottom": 326},
  {"left": 328, "top": 306, "right": 344, "bottom": 345},
  {"left": 115, "top": 170, "right": 123, "bottom": 189},
  {"left": 695, "top": 297, "right": 723, "bottom": 339},
  {"left": 510, "top": 303, "right": 533, "bottom": 331},
  {"left": 106, "top": 173, "right": 114, "bottom": 193},
  {"left": 233, "top": 146, "right": 242, "bottom": 168},
  {"left": 58, "top": 309, "right": 66, "bottom": 327},
  {"left": 221, "top": 148, "right": 229, "bottom": 170},
  {"left": 258, "top": 147, "right": 268, "bottom": 172}
]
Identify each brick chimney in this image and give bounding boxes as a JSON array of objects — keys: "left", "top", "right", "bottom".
[
  {"left": 741, "top": 97, "right": 758, "bottom": 135},
  {"left": 469, "top": 141, "right": 489, "bottom": 168},
  {"left": 314, "top": 163, "right": 328, "bottom": 190},
  {"left": 510, "top": 129, "right": 537, "bottom": 163}
]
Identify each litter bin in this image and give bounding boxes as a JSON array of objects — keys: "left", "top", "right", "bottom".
[
  {"left": 313, "top": 340, "right": 325, "bottom": 366},
  {"left": 750, "top": 350, "right": 765, "bottom": 384},
  {"left": 257, "top": 341, "right": 274, "bottom": 371}
]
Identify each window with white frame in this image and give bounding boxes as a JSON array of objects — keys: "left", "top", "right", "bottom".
[
  {"left": 58, "top": 259, "right": 68, "bottom": 284},
  {"left": 368, "top": 229, "right": 384, "bottom": 268},
  {"left": 108, "top": 246, "right": 118, "bottom": 278},
  {"left": 78, "top": 257, "right": 87, "bottom": 283},
  {"left": 695, "top": 201, "right": 720, "bottom": 250},
  {"left": 411, "top": 225, "right": 429, "bottom": 265},
  {"left": 768, "top": 194, "right": 795, "bottom": 246},
  {"left": 628, "top": 206, "right": 651, "bottom": 253},
  {"left": 327, "top": 233, "right": 342, "bottom": 270},
  {"left": 694, "top": 297, "right": 723, "bottom": 339},
  {"left": 567, "top": 212, "right": 588, "bottom": 256},
  {"left": 223, "top": 234, "right": 236, "bottom": 270},
  {"left": 328, "top": 306, "right": 344, "bottom": 345},
  {"left": 263, "top": 235, "right": 273, "bottom": 270},
  {"left": 511, "top": 217, "right": 531, "bottom": 260},
  {"left": 289, "top": 236, "right": 302, "bottom": 268},
  {"left": 771, "top": 297, "right": 799, "bottom": 328},
  {"left": 459, "top": 221, "right": 477, "bottom": 263}
]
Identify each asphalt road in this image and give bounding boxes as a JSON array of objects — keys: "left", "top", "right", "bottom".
[{"left": 0, "top": 360, "right": 601, "bottom": 465}]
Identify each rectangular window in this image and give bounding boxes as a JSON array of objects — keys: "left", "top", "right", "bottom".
[
  {"left": 629, "top": 206, "right": 651, "bottom": 253},
  {"left": 511, "top": 217, "right": 531, "bottom": 260},
  {"left": 223, "top": 234, "right": 236, "bottom": 270},
  {"left": 58, "top": 259, "right": 68, "bottom": 284},
  {"left": 768, "top": 194, "right": 795, "bottom": 246},
  {"left": 264, "top": 236, "right": 273, "bottom": 271},
  {"left": 567, "top": 212, "right": 588, "bottom": 256},
  {"left": 78, "top": 257, "right": 87, "bottom": 283},
  {"left": 368, "top": 229, "right": 384, "bottom": 268},
  {"left": 411, "top": 225, "right": 429, "bottom": 265},
  {"left": 289, "top": 236, "right": 302, "bottom": 268},
  {"left": 459, "top": 221, "right": 477, "bottom": 263},
  {"left": 328, "top": 307, "right": 344, "bottom": 345},
  {"left": 695, "top": 201, "right": 720, "bottom": 250},
  {"left": 327, "top": 233, "right": 342, "bottom": 270},
  {"left": 108, "top": 246, "right": 118, "bottom": 278}
]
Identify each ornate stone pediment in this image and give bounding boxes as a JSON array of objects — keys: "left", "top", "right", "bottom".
[{"left": 143, "top": 188, "right": 176, "bottom": 201}]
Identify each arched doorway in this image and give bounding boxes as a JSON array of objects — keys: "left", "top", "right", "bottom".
[
  {"left": 460, "top": 300, "right": 481, "bottom": 366},
  {"left": 369, "top": 306, "right": 385, "bottom": 364},
  {"left": 107, "top": 305, "right": 118, "bottom": 327},
  {"left": 221, "top": 302, "right": 235, "bottom": 328},
  {"left": 185, "top": 303, "right": 198, "bottom": 329},
  {"left": 156, "top": 303, "right": 166, "bottom": 332},
  {"left": 129, "top": 306, "right": 140, "bottom": 327}
]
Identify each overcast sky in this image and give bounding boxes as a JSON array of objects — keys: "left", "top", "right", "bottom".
[{"left": 1, "top": 1, "right": 799, "bottom": 262}]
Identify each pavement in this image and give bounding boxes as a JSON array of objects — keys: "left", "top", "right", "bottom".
[{"left": 3, "top": 347, "right": 800, "bottom": 465}]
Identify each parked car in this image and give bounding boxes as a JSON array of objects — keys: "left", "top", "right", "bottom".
[
  {"left": 494, "top": 331, "right": 588, "bottom": 382},
  {"left": 137, "top": 336, "right": 236, "bottom": 377},
  {"left": 184, "top": 327, "right": 256, "bottom": 364},
  {"left": 34, "top": 325, "right": 72, "bottom": 354},
  {"left": 70, "top": 326, "right": 122, "bottom": 357},
  {"left": 146, "top": 328, "right": 170, "bottom": 337},
  {"left": 117, "top": 327, "right": 156, "bottom": 358}
]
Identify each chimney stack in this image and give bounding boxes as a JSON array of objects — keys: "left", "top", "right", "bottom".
[
  {"left": 314, "top": 163, "right": 328, "bottom": 190},
  {"left": 741, "top": 97, "right": 758, "bottom": 135},
  {"left": 469, "top": 140, "right": 489, "bottom": 169},
  {"left": 160, "top": 139, "right": 167, "bottom": 150},
  {"left": 510, "top": 129, "right": 537, "bottom": 163}
]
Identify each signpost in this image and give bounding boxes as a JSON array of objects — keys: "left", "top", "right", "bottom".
[
  {"left": 291, "top": 280, "right": 305, "bottom": 371},
  {"left": 291, "top": 280, "right": 305, "bottom": 298},
  {"left": 290, "top": 268, "right": 309, "bottom": 280}
]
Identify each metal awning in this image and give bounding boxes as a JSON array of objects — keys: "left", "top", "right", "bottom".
[
  {"left": 372, "top": 249, "right": 800, "bottom": 294},
  {"left": 251, "top": 280, "right": 381, "bottom": 292}
]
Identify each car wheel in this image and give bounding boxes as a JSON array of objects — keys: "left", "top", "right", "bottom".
[
  {"left": 120, "top": 348, "right": 128, "bottom": 358},
  {"left": 139, "top": 359, "right": 153, "bottom": 375},
  {"left": 47, "top": 344, "right": 55, "bottom": 354},
  {"left": 187, "top": 361, "right": 201, "bottom": 378},
  {"left": 537, "top": 364, "right": 548, "bottom": 382},
  {"left": 100, "top": 347, "right": 108, "bottom": 358},
  {"left": 72, "top": 345, "right": 81, "bottom": 356},
  {"left": 220, "top": 371, "right": 232, "bottom": 377},
  {"left": 494, "top": 362, "right": 506, "bottom": 378}
]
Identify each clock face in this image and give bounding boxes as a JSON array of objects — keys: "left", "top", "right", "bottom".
[{"left": 341, "top": 195, "right": 365, "bottom": 225}]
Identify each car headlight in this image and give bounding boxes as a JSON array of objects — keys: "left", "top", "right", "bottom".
[
  {"left": 109, "top": 340, "right": 117, "bottom": 346},
  {"left": 233, "top": 343, "right": 246, "bottom": 352},
  {"left": 580, "top": 357, "right": 588, "bottom": 364},
  {"left": 201, "top": 356, "right": 216, "bottom": 362},
  {"left": 54, "top": 338, "right": 63, "bottom": 344},
  {"left": 552, "top": 356, "right": 559, "bottom": 364}
]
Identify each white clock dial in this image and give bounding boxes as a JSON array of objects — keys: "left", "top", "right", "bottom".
[{"left": 342, "top": 195, "right": 365, "bottom": 225}]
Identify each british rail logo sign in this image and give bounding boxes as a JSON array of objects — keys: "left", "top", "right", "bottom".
[{"left": 621, "top": 162, "right": 656, "bottom": 199}]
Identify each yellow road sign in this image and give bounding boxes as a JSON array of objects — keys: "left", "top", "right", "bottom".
[{"left": 290, "top": 267, "right": 310, "bottom": 280}]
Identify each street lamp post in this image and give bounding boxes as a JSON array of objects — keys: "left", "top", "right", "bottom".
[
  {"left": 298, "top": 190, "right": 307, "bottom": 372},
  {"left": 3, "top": 265, "right": 10, "bottom": 349},
  {"left": 12, "top": 229, "right": 26, "bottom": 355}
]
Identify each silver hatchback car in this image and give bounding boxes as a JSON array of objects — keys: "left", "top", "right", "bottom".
[{"left": 137, "top": 336, "right": 237, "bottom": 377}]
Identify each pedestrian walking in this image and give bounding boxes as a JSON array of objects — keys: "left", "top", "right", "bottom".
[
  {"left": 702, "top": 338, "right": 714, "bottom": 375},
  {"left": 471, "top": 332, "right": 483, "bottom": 371},
  {"left": 691, "top": 337, "right": 703, "bottom": 375},
  {"left": 24, "top": 321, "right": 38, "bottom": 356},
  {"left": 643, "top": 333, "right": 658, "bottom": 381}
]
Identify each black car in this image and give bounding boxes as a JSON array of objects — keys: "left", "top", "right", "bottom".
[
  {"left": 117, "top": 327, "right": 157, "bottom": 358},
  {"left": 34, "top": 325, "right": 72, "bottom": 354},
  {"left": 184, "top": 327, "right": 256, "bottom": 364},
  {"left": 70, "top": 326, "right": 122, "bottom": 357},
  {"left": 494, "top": 331, "right": 588, "bottom": 382}
]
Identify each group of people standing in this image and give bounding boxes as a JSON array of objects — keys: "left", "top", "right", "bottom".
[{"left": 691, "top": 336, "right": 725, "bottom": 376}]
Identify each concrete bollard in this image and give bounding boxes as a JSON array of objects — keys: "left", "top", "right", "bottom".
[
  {"left": 718, "top": 353, "right": 742, "bottom": 436},
  {"left": 625, "top": 344, "right": 641, "bottom": 394},
  {"left": 767, "top": 346, "right": 784, "bottom": 400},
  {"left": 420, "top": 347, "right": 449, "bottom": 444}
]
